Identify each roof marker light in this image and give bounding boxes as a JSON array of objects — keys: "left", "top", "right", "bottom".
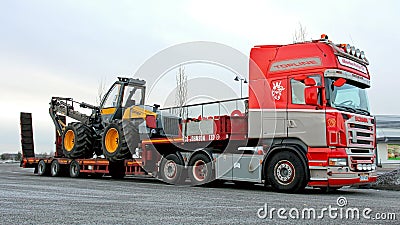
[
  {"left": 356, "top": 49, "right": 361, "bottom": 58},
  {"left": 360, "top": 51, "right": 366, "bottom": 60},
  {"left": 345, "top": 44, "right": 351, "bottom": 53},
  {"left": 350, "top": 46, "right": 356, "bottom": 55}
]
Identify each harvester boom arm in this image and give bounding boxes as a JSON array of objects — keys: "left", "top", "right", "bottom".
[{"left": 49, "top": 97, "right": 95, "bottom": 135}]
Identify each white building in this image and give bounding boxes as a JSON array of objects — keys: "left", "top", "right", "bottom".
[{"left": 376, "top": 115, "right": 400, "bottom": 168}]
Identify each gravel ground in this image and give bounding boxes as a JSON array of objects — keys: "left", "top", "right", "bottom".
[
  {"left": 372, "top": 168, "right": 400, "bottom": 191},
  {"left": 0, "top": 163, "right": 399, "bottom": 224}
]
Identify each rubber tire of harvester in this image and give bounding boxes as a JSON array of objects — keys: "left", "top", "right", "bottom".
[
  {"left": 266, "top": 151, "right": 307, "bottom": 193},
  {"left": 93, "top": 137, "right": 103, "bottom": 157},
  {"left": 102, "top": 121, "right": 132, "bottom": 162},
  {"left": 188, "top": 154, "right": 214, "bottom": 186},
  {"left": 62, "top": 122, "right": 94, "bottom": 159},
  {"left": 108, "top": 161, "right": 125, "bottom": 179},
  {"left": 37, "top": 160, "right": 49, "bottom": 176},
  {"left": 159, "top": 154, "right": 187, "bottom": 185},
  {"left": 50, "top": 160, "right": 61, "bottom": 177},
  {"left": 123, "top": 120, "right": 140, "bottom": 156}
]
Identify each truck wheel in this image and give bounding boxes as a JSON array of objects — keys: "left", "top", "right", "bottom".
[
  {"left": 69, "top": 160, "right": 81, "bottom": 178},
  {"left": 188, "top": 154, "right": 213, "bottom": 186},
  {"left": 50, "top": 160, "right": 61, "bottom": 177},
  {"left": 37, "top": 160, "right": 49, "bottom": 176},
  {"left": 108, "top": 161, "right": 125, "bottom": 179},
  {"left": 266, "top": 151, "right": 307, "bottom": 193},
  {"left": 159, "top": 154, "right": 186, "bottom": 185},
  {"left": 102, "top": 122, "right": 132, "bottom": 162},
  {"left": 62, "top": 122, "right": 94, "bottom": 159}
]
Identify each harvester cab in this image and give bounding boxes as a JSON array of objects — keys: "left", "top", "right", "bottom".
[{"left": 99, "top": 77, "right": 146, "bottom": 125}]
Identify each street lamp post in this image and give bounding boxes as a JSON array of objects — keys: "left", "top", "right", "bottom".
[{"left": 234, "top": 75, "right": 248, "bottom": 98}]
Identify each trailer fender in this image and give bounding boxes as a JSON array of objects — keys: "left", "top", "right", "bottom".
[{"left": 262, "top": 144, "right": 310, "bottom": 183}]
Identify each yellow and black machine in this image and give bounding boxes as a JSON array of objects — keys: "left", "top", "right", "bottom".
[{"left": 49, "top": 77, "right": 180, "bottom": 163}]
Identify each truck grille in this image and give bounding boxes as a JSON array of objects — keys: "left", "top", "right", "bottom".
[
  {"left": 346, "top": 117, "right": 374, "bottom": 148},
  {"left": 162, "top": 116, "right": 180, "bottom": 136}
]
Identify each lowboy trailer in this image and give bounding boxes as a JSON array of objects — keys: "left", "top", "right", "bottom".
[{"left": 21, "top": 34, "right": 377, "bottom": 193}]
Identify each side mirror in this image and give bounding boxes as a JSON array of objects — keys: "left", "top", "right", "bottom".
[
  {"left": 333, "top": 78, "right": 346, "bottom": 87},
  {"left": 304, "top": 86, "right": 319, "bottom": 106},
  {"left": 304, "top": 78, "right": 316, "bottom": 86}
]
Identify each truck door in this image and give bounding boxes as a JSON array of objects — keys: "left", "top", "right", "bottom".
[
  {"left": 266, "top": 77, "right": 288, "bottom": 138},
  {"left": 287, "top": 74, "right": 326, "bottom": 146}
]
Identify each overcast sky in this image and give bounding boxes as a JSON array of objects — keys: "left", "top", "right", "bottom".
[{"left": 1, "top": 0, "right": 399, "bottom": 154}]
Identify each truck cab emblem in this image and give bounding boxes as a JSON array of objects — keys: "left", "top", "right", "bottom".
[{"left": 272, "top": 81, "right": 285, "bottom": 100}]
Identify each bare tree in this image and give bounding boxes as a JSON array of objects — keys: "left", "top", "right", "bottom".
[
  {"left": 96, "top": 77, "right": 107, "bottom": 105},
  {"left": 293, "top": 22, "right": 308, "bottom": 43},
  {"left": 175, "top": 65, "right": 187, "bottom": 118}
]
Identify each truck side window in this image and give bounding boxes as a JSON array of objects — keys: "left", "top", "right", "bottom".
[
  {"left": 290, "top": 76, "right": 321, "bottom": 105},
  {"left": 123, "top": 86, "right": 143, "bottom": 107}
]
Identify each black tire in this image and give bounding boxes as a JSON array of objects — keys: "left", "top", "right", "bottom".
[
  {"left": 188, "top": 154, "right": 213, "bottom": 186},
  {"left": 266, "top": 151, "right": 307, "bottom": 193},
  {"left": 102, "top": 122, "right": 132, "bottom": 162},
  {"left": 69, "top": 160, "right": 81, "bottom": 178},
  {"left": 37, "top": 160, "right": 49, "bottom": 176},
  {"left": 123, "top": 120, "right": 141, "bottom": 156},
  {"left": 62, "top": 122, "right": 94, "bottom": 159},
  {"left": 50, "top": 160, "right": 61, "bottom": 177},
  {"left": 159, "top": 154, "right": 187, "bottom": 185},
  {"left": 108, "top": 161, "right": 125, "bottom": 179},
  {"left": 93, "top": 138, "right": 103, "bottom": 157}
]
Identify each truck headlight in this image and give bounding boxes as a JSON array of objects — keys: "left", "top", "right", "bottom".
[{"left": 328, "top": 158, "right": 347, "bottom": 166}]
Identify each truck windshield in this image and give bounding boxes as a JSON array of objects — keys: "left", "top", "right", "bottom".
[{"left": 327, "top": 78, "right": 370, "bottom": 115}]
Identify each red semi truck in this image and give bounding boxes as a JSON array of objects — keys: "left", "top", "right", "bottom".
[{"left": 21, "top": 35, "right": 376, "bottom": 193}]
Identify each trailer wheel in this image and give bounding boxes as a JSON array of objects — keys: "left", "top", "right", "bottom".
[
  {"left": 37, "top": 160, "right": 49, "bottom": 176},
  {"left": 50, "top": 160, "right": 61, "bottom": 177},
  {"left": 102, "top": 122, "right": 132, "bottom": 162},
  {"left": 188, "top": 154, "right": 213, "bottom": 186},
  {"left": 266, "top": 151, "right": 307, "bottom": 193},
  {"left": 69, "top": 160, "right": 81, "bottom": 178},
  {"left": 159, "top": 154, "right": 186, "bottom": 185},
  {"left": 62, "top": 122, "right": 94, "bottom": 159},
  {"left": 108, "top": 161, "right": 125, "bottom": 179}
]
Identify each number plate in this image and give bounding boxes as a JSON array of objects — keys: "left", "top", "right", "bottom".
[{"left": 360, "top": 174, "right": 369, "bottom": 181}]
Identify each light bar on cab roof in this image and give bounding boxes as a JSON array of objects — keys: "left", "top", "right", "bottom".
[{"left": 337, "top": 43, "right": 368, "bottom": 63}]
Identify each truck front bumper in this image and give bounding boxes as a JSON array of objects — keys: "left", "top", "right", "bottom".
[{"left": 308, "top": 166, "right": 377, "bottom": 187}]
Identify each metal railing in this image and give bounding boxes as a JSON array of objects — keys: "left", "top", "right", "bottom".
[{"left": 161, "top": 97, "right": 248, "bottom": 120}]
